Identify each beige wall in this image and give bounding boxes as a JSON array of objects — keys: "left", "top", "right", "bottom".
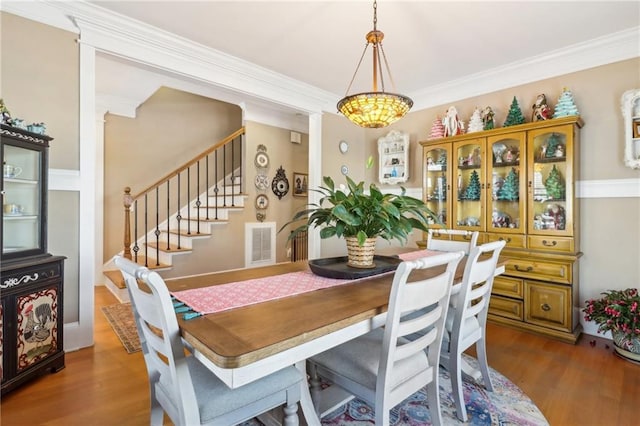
[{"left": 1, "top": 12, "right": 80, "bottom": 322}]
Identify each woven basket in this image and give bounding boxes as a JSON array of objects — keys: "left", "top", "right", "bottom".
[{"left": 345, "top": 236, "right": 377, "bottom": 269}]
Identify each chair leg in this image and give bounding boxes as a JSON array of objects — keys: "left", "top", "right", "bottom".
[
  {"left": 283, "top": 401, "right": 299, "bottom": 426},
  {"left": 374, "top": 402, "right": 390, "bottom": 426},
  {"left": 307, "top": 361, "right": 321, "bottom": 414},
  {"left": 450, "top": 351, "right": 468, "bottom": 422},
  {"left": 149, "top": 397, "right": 164, "bottom": 426},
  {"left": 426, "top": 379, "right": 442, "bottom": 426},
  {"left": 476, "top": 337, "right": 494, "bottom": 392}
]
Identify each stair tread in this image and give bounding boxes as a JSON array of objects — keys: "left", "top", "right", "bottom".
[
  {"left": 168, "top": 229, "right": 212, "bottom": 237},
  {"left": 147, "top": 242, "right": 192, "bottom": 252},
  {"left": 104, "top": 256, "right": 170, "bottom": 289}
]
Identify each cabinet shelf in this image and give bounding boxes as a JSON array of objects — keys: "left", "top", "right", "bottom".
[{"left": 378, "top": 130, "right": 409, "bottom": 184}]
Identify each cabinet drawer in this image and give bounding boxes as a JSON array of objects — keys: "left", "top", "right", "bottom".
[
  {"left": 528, "top": 236, "right": 574, "bottom": 253},
  {"left": 505, "top": 258, "right": 572, "bottom": 284},
  {"left": 486, "top": 233, "right": 526, "bottom": 249},
  {"left": 493, "top": 276, "right": 524, "bottom": 299},
  {"left": 525, "top": 281, "right": 572, "bottom": 331},
  {"left": 489, "top": 295, "right": 524, "bottom": 321}
]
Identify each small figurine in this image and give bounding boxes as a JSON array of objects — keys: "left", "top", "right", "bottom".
[
  {"left": 504, "top": 147, "right": 517, "bottom": 163},
  {"left": 532, "top": 93, "right": 552, "bottom": 121},
  {"left": 0, "top": 98, "right": 12, "bottom": 125},
  {"left": 481, "top": 106, "right": 495, "bottom": 130},
  {"left": 443, "top": 106, "right": 464, "bottom": 137},
  {"left": 555, "top": 145, "right": 564, "bottom": 158}
]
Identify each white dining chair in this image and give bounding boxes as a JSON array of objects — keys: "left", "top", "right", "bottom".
[
  {"left": 308, "top": 251, "right": 464, "bottom": 426},
  {"left": 427, "top": 229, "right": 479, "bottom": 254},
  {"left": 440, "top": 240, "right": 505, "bottom": 422},
  {"left": 114, "top": 256, "right": 303, "bottom": 426}
]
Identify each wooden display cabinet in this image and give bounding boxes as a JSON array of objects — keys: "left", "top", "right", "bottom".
[
  {"left": 1, "top": 124, "right": 65, "bottom": 394},
  {"left": 420, "top": 116, "right": 583, "bottom": 343}
]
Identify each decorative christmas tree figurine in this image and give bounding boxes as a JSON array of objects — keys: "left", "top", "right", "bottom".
[
  {"left": 544, "top": 165, "right": 565, "bottom": 200},
  {"left": 467, "top": 107, "right": 484, "bottom": 133},
  {"left": 482, "top": 106, "right": 495, "bottom": 130},
  {"left": 497, "top": 168, "right": 520, "bottom": 201},
  {"left": 464, "top": 170, "right": 481, "bottom": 201},
  {"left": 552, "top": 87, "right": 580, "bottom": 118},
  {"left": 544, "top": 133, "right": 562, "bottom": 158},
  {"left": 504, "top": 96, "right": 526, "bottom": 127},
  {"left": 428, "top": 116, "right": 445, "bottom": 139}
]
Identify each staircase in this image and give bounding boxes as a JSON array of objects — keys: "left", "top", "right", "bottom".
[{"left": 103, "top": 128, "right": 247, "bottom": 301}]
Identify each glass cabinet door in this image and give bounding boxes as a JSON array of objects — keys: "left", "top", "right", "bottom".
[
  {"left": 2, "top": 139, "right": 46, "bottom": 259},
  {"left": 527, "top": 125, "right": 574, "bottom": 237},
  {"left": 453, "top": 138, "right": 485, "bottom": 232},
  {"left": 487, "top": 133, "right": 526, "bottom": 234},
  {"left": 423, "top": 144, "right": 451, "bottom": 227}
]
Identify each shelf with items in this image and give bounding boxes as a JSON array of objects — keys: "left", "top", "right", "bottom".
[
  {"left": 377, "top": 130, "right": 409, "bottom": 185},
  {"left": 621, "top": 89, "right": 640, "bottom": 169},
  {"left": 421, "top": 116, "right": 583, "bottom": 343}
]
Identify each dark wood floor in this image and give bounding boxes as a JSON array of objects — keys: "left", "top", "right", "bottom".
[{"left": 1, "top": 286, "right": 638, "bottom": 425}]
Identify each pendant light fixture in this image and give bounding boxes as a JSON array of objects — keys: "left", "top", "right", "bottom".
[{"left": 337, "top": 0, "right": 413, "bottom": 128}]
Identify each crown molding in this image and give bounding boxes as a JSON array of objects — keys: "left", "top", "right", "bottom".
[{"left": 410, "top": 26, "right": 640, "bottom": 111}]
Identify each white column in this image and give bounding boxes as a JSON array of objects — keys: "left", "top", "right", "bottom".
[{"left": 307, "top": 113, "right": 322, "bottom": 260}]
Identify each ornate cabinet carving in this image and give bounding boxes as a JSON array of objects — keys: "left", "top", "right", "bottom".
[
  {"left": 420, "top": 116, "right": 583, "bottom": 343},
  {"left": 1, "top": 124, "right": 65, "bottom": 394}
]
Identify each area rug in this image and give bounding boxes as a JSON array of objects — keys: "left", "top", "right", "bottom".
[{"left": 101, "top": 303, "right": 141, "bottom": 354}]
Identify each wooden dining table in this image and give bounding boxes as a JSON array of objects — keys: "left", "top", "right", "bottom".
[{"left": 165, "top": 250, "right": 505, "bottom": 425}]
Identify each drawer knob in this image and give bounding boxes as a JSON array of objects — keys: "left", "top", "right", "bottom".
[
  {"left": 542, "top": 240, "right": 557, "bottom": 247},
  {"left": 541, "top": 303, "right": 551, "bottom": 312},
  {"left": 514, "top": 265, "right": 533, "bottom": 272},
  {"left": 499, "top": 237, "right": 512, "bottom": 243}
]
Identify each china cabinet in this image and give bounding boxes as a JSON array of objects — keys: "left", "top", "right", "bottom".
[
  {"left": 378, "top": 130, "right": 409, "bottom": 184},
  {"left": 420, "top": 116, "right": 583, "bottom": 343},
  {"left": 1, "top": 123, "right": 65, "bottom": 394}
]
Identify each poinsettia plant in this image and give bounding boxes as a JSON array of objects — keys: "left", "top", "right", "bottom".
[{"left": 582, "top": 288, "right": 640, "bottom": 340}]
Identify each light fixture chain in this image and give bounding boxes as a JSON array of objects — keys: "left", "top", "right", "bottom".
[
  {"left": 342, "top": 43, "right": 371, "bottom": 97},
  {"left": 373, "top": 0, "right": 377, "bottom": 30}
]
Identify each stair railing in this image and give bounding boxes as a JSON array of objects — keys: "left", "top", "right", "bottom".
[{"left": 123, "top": 127, "right": 245, "bottom": 266}]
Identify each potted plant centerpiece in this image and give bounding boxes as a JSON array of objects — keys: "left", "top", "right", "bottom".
[
  {"left": 583, "top": 288, "right": 640, "bottom": 362},
  {"left": 281, "top": 174, "right": 440, "bottom": 269}
]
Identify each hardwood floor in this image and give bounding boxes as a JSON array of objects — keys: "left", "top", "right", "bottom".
[{"left": 1, "top": 285, "right": 638, "bottom": 425}]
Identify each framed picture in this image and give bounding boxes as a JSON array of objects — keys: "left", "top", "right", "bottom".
[{"left": 292, "top": 172, "right": 308, "bottom": 197}]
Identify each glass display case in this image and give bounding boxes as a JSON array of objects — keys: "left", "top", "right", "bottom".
[
  {"left": 1, "top": 123, "right": 65, "bottom": 395},
  {"left": 452, "top": 138, "right": 485, "bottom": 231},
  {"left": 423, "top": 144, "right": 451, "bottom": 227},
  {"left": 1, "top": 124, "right": 49, "bottom": 260}
]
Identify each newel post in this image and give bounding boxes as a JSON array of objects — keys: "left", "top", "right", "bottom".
[{"left": 123, "top": 187, "right": 133, "bottom": 260}]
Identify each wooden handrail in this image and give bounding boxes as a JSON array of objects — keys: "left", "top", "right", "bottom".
[{"left": 130, "top": 127, "right": 245, "bottom": 199}]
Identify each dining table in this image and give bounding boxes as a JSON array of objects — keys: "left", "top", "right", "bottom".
[{"left": 165, "top": 249, "right": 505, "bottom": 426}]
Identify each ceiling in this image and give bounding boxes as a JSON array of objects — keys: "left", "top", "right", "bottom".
[{"left": 89, "top": 0, "right": 639, "bottom": 102}]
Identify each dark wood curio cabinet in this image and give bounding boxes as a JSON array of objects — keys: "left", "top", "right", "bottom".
[{"left": 1, "top": 123, "right": 65, "bottom": 395}]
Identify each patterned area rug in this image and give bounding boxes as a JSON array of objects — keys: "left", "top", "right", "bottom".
[
  {"left": 317, "top": 354, "right": 548, "bottom": 425},
  {"left": 101, "top": 303, "right": 141, "bottom": 354}
]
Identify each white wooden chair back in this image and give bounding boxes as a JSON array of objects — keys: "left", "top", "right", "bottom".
[
  {"left": 444, "top": 240, "right": 505, "bottom": 421},
  {"left": 115, "top": 256, "right": 200, "bottom": 425},
  {"left": 376, "top": 251, "right": 464, "bottom": 424},
  {"left": 427, "top": 229, "right": 479, "bottom": 254}
]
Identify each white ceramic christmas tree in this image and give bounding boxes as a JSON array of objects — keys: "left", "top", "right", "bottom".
[
  {"left": 553, "top": 88, "right": 580, "bottom": 118},
  {"left": 428, "top": 116, "right": 445, "bottom": 139},
  {"left": 467, "top": 107, "right": 484, "bottom": 133}
]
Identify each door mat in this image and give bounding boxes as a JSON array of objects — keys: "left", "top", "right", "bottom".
[{"left": 101, "top": 303, "right": 140, "bottom": 354}]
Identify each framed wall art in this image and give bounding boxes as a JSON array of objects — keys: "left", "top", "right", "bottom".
[{"left": 292, "top": 172, "right": 308, "bottom": 197}]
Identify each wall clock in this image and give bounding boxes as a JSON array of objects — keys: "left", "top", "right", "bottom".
[
  {"left": 255, "top": 194, "right": 269, "bottom": 210},
  {"left": 271, "top": 166, "right": 290, "bottom": 199},
  {"left": 255, "top": 151, "right": 270, "bottom": 169},
  {"left": 254, "top": 173, "right": 269, "bottom": 190}
]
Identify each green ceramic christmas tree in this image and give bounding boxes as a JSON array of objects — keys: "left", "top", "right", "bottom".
[
  {"left": 464, "top": 170, "right": 481, "bottom": 201},
  {"left": 545, "top": 133, "right": 562, "bottom": 158},
  {"left": 504, "top": 96, "right": 525, "bottom": 127},
  {"left": 497, "top": 168, "right": 519, "bottom": 201},
  {"left": 544, "top": 165, "right": 565, "bottom": 200}
]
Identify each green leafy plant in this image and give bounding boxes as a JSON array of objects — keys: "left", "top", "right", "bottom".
[
  {"left": 281, "top": 175, "right": 440, "bottom": 247},
  {"left": 583, "top": 288, "right": 640, "bottom": 340}
]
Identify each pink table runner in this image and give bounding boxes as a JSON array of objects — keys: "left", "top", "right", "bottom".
[{"left": 171, "top": 250, "right": 438, "bottom": 315}]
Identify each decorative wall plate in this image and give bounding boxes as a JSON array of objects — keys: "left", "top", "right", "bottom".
[
  {"left": 339, "top": 140, "right": 349, "bottom": 154},
  {"left": 255, "top": 194, "right": 269, "bottom": 209},
  {"left": 254, "top": 173, "right": 269, "bottom": 190},
  {"left": 271, "top": 166, "right": 290, "bottom": 199},
  {"left": 255, "top": 151, "right": 270, "bottom": 168},
  {"left": 341, "top": 165, "right": 349, "bottom": 175}
]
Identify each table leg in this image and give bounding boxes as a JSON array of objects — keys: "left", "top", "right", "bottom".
[{"left": 295, "top": 360, "right": 321, "bottom": 426}]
